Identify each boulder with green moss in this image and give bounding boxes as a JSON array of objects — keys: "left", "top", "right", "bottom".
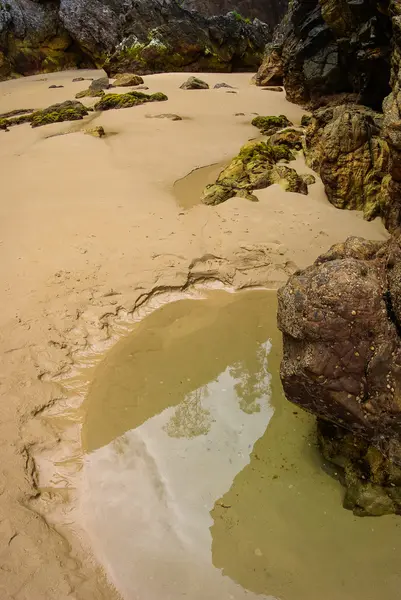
[
  {"left": 305, "top": 104, "right": 390, "bottom": 221},
  {"left": 251, "top": 114, "right": 292, "bottom": 135},
  {"left": 270, "top": 164, "right": 308, "bottom": 194},
  {"left": 269, "top": 128, "right": 304, "bottom": 150},
  {"left": 30, "top": 100, "right": 88, "bottom": 128},
  {"left": 94, "top": 90, "right": 167, "bottom": 111},
  {"left": 180, "top": 77, "right": 209, "bottom": 90},
  {"left": 111, "top": 73, "right": 144, "bottom": 87},
  {"left": 75, "top": 88, "right": 105, "bottom": 99},
  {"left": 201, "top": 139, "right": 303, "bottom": 205}
]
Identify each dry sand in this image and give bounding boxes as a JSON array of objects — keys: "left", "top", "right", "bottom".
[{"left": 0, "top": 69, "right": 389, "bottom": 599}]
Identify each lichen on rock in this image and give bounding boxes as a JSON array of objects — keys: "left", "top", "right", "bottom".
[
  {"left": 111, "top": 73, "right": 144, "bottom": 87},
  {"left": 201, "top": 138, "right": 304, "bottom": 205},
  {"left": 269, "top": 128, "right": 304, "bottom": 150},
  {"left": 251, "top": 114, "right": 292, "bottom": 135},
  {"left": 30, "top": 100, "right": 88, "bottom": 127},
  {"left": 75, "top": 88, "right": 105, "bottom": 99},
  {"left": 180, "top": 76, "right": 209, "bottom": 90},
  {"left": 304, "top": 104, "right": 390, "bottom": 221},
  {"left": 94, "top": 90, "right": 167, "bottom": 111}
]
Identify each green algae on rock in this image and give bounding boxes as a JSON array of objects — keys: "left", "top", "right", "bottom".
[
  {"left": 251, "top": 114, "right": 292, "bottom": 135},
  {"left": 30, "top": 100, "right": 88, "bottom": 128},
  {"left": 201, "top": 139, "right": 300, "bottom": 205},
  {"left": 269, "top": 128, "right": 304, "bottom": 150},
  {"left": 305, "top": 104, "right": 390, "bottom": 221},
  {"left": 75, "top": 88, "right": 105, "bottom": 99},
  {"left": 180, "top": 76, "right": 209, "bottom": 90},
  {"left": 111, "top": 73, "right": 144, "bottom": 87},
  {"left": 317, "top": 420, "right": 401, "bottom": 517},
  {"left": 270, "top": 164, "right": 308, "bottom": 194},
  {"left": 94, "top": 90, "right": 167, "bottom": 111},
  {"left": 84, "top": 126, "right": 106, "bottom": 138}
]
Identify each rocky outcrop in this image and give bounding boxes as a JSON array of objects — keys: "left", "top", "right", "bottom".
[
  {"left": 278, "top": 235, "right": 401, "bottom": 515},
  {"left": 181, "top": 0, "right": 287, "bottom": 30},
  {"left": 256, "top": 0, "right": 392, "bottom": 111},
  {"left": 200, "top": 135, "right": 315, "bottom": 205},
  {"left": 0, "top": 0, "right": 279, "bottom": 80},
  {"left": 304, "top": 104, "right": 390, "bottom": 221},
  {"left": 381, "top": 2, "right": 401, "bottom": 233},
  {"left": 0, "top": 0, "right": 92, "bottom": 78}
]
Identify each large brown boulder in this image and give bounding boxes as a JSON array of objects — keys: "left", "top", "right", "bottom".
[
  {"left": 304, "top": 104, "right": 390, "bottom": 221},
  {"left": 278, "top": 235, "right": 401, "bottom": 515}
]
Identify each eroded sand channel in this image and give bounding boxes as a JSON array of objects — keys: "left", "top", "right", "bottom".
[{"left": 80, "top": 290, "right": 401, "bottom": 600}]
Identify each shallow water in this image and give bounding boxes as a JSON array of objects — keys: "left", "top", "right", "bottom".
[
  {"left": 173, "top": 161, "right": 227, "bottom": 209},
  {"left": 81, "top": 290, "right": 401, "bottom": 600}
]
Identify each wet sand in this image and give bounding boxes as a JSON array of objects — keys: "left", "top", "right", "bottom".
[
  {"left": 82, "top": 290, "right": 401, "bottom": 600},
  {"left": 0, "top": 70, "right": 389, "bottom": 599}
]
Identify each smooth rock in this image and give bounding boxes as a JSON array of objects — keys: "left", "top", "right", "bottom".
[{"left": 180, "top": 77, "right": 209, "bottom": 90}]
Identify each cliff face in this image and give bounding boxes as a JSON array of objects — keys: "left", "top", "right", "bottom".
[
  {"left": 181, "top": 0, "right": 288, "bottom": 29},
  {"left": 257, "top": 0, "right": 392, "bottom": 110},
  {"left": 0, "top": 0, "right": 285, "bottom": 79}
]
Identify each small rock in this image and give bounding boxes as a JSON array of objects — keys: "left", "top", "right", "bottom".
[
  {"left": 49, "top": 85, "right": 64, "bottom": 89},
  {"left": 235, "top": 112, "right": 245, "bottom": 116},
  {"left": 180, "top": 76, "right": 209, "bottom": 90},
  {"left": 145, "top": 113, "right": 182, "bottom": 121},
  {"left": 84, "top": 126, "right": 106, "bottom": 138},
  {"left": 226, "top": 90, "right": 237, "bottom": 94},
  {"left": 214, "top": 82, "right": 234, "bottom": 89},
  {"left": 300, "top": 173, "right": 316, "bottom": 185},
  {"left": 89, "top": 76, "right": 110, "bottom": 92},
  {"left": 72, "top": 77, "right": 85, "bottom": 82},
  {"left": 112, "top": 73, "right": 144, "bottom": 87},
  {"left": 262, "top": 86, "right": 284, "bottom": 92},
  {"left": 136, "top": 85, "right": 149, "bottom": 90}
]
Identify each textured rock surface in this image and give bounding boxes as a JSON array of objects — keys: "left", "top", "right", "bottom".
[
  {"left": 0, "top": 0, "right": 282, "bottom": 80},
  {"left": 381, "top": 2, "right": 401, "bottom": 233},
  {"left": 201, "top": 138, "right": 304, "bottom": 205},
  {"left": 251, "top": 114, "right": 292, "bottom": 135},
  {"left": 304, "top": 104, "right": 390, "bottom": 221},
  {"left": 30, "top": 100, "right": 88, "bottom": 127},
  {"left": 257, "top": 0, "right": 392, "bottom": 110},
  {"left": 278, "top": 235, "right": 401, "bottom": 515},
  {"left": 111, "top": 73, "right": 144, "bottom": 87},
  {"left": 180, "top": 76, "right": 209, "bottom": 90},
  {"left": 181, "top": 0, "right": 287, "bottom": 29}
]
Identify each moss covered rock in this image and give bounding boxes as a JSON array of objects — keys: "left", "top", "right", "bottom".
[
  {"left": 251, "top": 114, "right": 292, "bottom": 135},
  {"left": 111, "top": 73, "right": 144, "bottom": 87},
  {"left": 318, "top": 420, "right": 401, "bottom": 516},
  {"left": 270, "top": 128, "right": 304, "bottom": 150},
  {"left": 30, "top": 100, "right": 88, "bottom": 128},
  {"left": 84, "top": 126, "right": 106, "bottom": 138},
  {"left": 180, "top": 76, "right": 209, "bottom": 90},
  {"left": 270, "top": 164, "right": 308, "bottom": 194},
  {"left": 201, "top": 139, "right": 302, "bottom": 205},
  {"left": 75, "top": 88, "right": 105, "bottom": 99},
  {"left": 305, "top": 104, "right": 390, "bottom": 220},
  {"left": 94, "top": 90, "right": 167, "bottom": 111}
]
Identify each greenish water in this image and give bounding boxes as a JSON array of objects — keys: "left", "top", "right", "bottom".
[{"left": 80, "top": 290, "right": 401, "bottom": 600}]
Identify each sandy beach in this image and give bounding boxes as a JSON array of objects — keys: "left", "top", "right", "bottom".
[{"left": 0, "top": 69, "right": 389, "bottom": 599}]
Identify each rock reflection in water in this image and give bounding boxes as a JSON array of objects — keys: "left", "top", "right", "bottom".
[{"left": 81, "top": 290, "right": 279, "bottom": 600}]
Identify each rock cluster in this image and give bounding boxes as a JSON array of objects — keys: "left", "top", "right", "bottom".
[{"left": 201, "top": 120, "right": 314, "bottom": 205}]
